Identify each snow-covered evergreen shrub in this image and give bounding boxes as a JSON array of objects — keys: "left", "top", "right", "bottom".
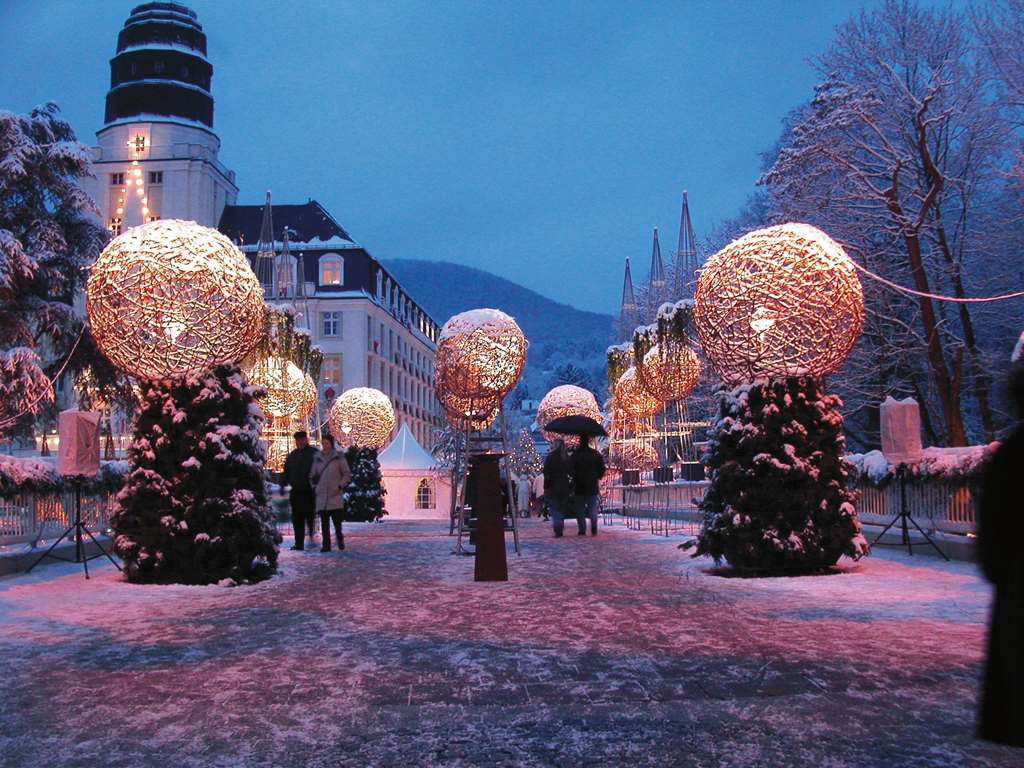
[
  {"left": 343, "top": 447, "right": 387, "bottom": 522},
  {"left": 112, "top": 365, "right": 279, "bottom": 584},
  {"left": 696, "top": 377, "right": 868, "bottom": 572}
]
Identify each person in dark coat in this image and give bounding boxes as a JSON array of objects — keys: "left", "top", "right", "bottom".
[
  {"left": 572, "top": 435, "right": 606, "bottom": 536},
  {"left": 281, "top": 431, "right": 318, "bottom": 551},
  {"left": 543, "top": 439, "right": 573, "bottom": 537},
  {"left": 978, "top": 361, "right": 1024, "bottom": 746}
]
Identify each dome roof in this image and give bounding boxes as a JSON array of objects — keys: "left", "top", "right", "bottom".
[{"left": 104, "top": 2, "right": 215, "bottom": 128}]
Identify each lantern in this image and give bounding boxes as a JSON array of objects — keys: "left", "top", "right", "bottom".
[
  {"left": 328, "top": 387, "right": 396, "bottom": 450},
  {"left": 614, "top": 366, "right": 662, "bottom": 418},
  {"left": 536, "top": 385, "right": 601, "bottom": 442},
  {"left": 638, "top": 343, "right": 700, "bottom": 402},
  {"left": 86, "top": 219, "right": 265, "bottom": 380},
  {"left": 693, "top": 223, "right": 864, "bottom": 383},
  {"left": 436, "top": 309, "right": 526, "bottom": 401}
]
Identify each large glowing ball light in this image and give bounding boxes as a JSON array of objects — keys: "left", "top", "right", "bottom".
[
  {"left": 614, "top": 366, "right": 663, "bottom": 418},
  {"left": 639, "top": 343, "right": 701, "bottom": 402},
  {"left": 86, "top": 219, "right": 265, "bottom": 380},
  {"left": 244, "top": 357, "right": 315, "bottom": 420},
  {"left": 537, "top": 385, "right": 602, "bottom": 442},
  {"left": 437, "top": 388, "right": 499, "bottom": 432},
  {"left": 436, "top": 309, "right": 527, "bottom": 401},
  {"left": 692, "top": 223, "right": 864, "bottom": 383},
  {"left": 328, "top": 387, "right": 396, "bottom": 450}
]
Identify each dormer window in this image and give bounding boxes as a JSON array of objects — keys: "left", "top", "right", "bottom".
[{"left": 318, "top": 253, "right": 343, "bottom": 286}]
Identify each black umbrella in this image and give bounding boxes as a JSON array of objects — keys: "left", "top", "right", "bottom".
[{"left": 543, "top": 414, "right": 607, "bottom": 437}]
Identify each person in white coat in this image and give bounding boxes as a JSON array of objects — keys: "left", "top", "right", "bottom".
[{"left": 310, "top": 433, "right": 353, "bottom": 552}]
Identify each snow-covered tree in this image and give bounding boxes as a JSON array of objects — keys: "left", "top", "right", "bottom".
[
  {"left": 343, "top": 447, "right": 387, "bottom": 522},
  {"left": 510, "top": 428, "right": 543, "bottom": 478},
  {"left": 112, "top": 365, "right": 279, "bottom": 585},
  {"left": 696, "top": 378, "right": 868, "bottom": 572},
  {"left": 0, "top": 103, "right": 108, "bottom": 435},
  {"left": 760, "top": 1, "right": 1021, "bottom": 446},
  {"left": 549, "top": 363, "right": 592, "bottom": 391}
]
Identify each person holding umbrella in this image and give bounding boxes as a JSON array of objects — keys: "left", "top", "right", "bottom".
[
  {"left": 542, "top": 438, "right": 573, "bottom": 537},
  {"left": 544, "top": 415, "right": 608, "bottom": 537}
]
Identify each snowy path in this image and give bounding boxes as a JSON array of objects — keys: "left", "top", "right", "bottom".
[{"left": 0, "top": 519, "right": 1017, "bottom": 767}]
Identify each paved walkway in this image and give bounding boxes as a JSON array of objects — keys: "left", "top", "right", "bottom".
[{"left": 0, "top": 519, "right": 1018, "bottom": 767}]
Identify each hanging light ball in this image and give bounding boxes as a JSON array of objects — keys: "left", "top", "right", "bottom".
[
  {"left": 328, "top": 387, "right": 396, "bottom": 450},
  {"left": 436, "top": 309, "right": 527, "bottom": 400},
  {"left": 612, "top": 441, "right": 659, "bottom": 471},
  {"left": 537, "top": 385, "right": 601, "bottom": 442},
  {"left": 693, "top": 223, "right": 864, "bottom": 383},
  {"left": 299, "top": 372, "right": 318, "bottom": 421},
  {"left": 614, "top": 366, "right": 662, "bottom": 418},
  {"left": 86, "top": 219, "right": 265, "bottom": 380},
  {"left": 244, "top": 357, "right": 315, "bottom": 420},
  {"left": 638, "top": 343, "right": 701, "bottom": 402}
]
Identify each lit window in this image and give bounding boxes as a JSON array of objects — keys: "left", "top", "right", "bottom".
[
  {"left": 321, "top": 311, "right": 341, "bottom": 337},
  {"left": 131, "top": 134, "right": 146, "bottom": 154},
  {"left": 322, "top": 355, "right": 342, "bottom": 386},
  {"left": 319, "top": 254, "right": 343, "bottom": 286},
  {"left": 109, "top": 217, "right": 122, "bottom": 235},
  {"left": 416, "top": 479, "right": 434, "bottom": 509},
  {"left": 148, "top": 171, "right": 163, "bottom": 184},
  {"left": 110, "top": 173, "right": 125, "bottom": 186}
]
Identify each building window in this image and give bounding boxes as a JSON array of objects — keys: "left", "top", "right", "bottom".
[
  {"left": 110, "top": 173, "right": 125, "bottom": 186},
  {"left": 153, "top": 59, "right": 165, "bottom": 74},
  {"left": 321, "top": 311, "right": 341, "bottom": 337},
  {"left": 319, "top": 254, "right": 343, "bottom": 286},
  {"left": 416, "top": 479, "right": 435, "bottom": 510},
  {"left": 322, "top": 355, "right": 342, "bottom": 387},
  {"left": 146, "top": 215, "right": 160, "bottom": 222},
  {"left": 131, "top": 134, "right": 146, "bottom": 154},
  {"left": 148, "top": 171, "right": 163, "bottom": 184},
  {"left": 109, "top": 217, "right": 122, "bottom": 235}
]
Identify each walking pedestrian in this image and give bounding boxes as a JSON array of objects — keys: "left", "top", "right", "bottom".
[
  {"left": 977, "top": 360, "right": 1024, "bottom": 746},
  {"left": 310, "top": 433, "right": 353, "bottom": 552},
  {"left": 281, "top": 430, "right": 318, "bottom": 551},
  {"left": 543, "top": 439, "right": 573, "bottom": 537},
  {"left": 572, "top": 435, "right": 605, "bottom": 536}
]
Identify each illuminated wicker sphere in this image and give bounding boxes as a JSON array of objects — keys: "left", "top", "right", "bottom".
[
  {"left": 614, "top": 366, "right": 662, "bottom": 418},
  {"left": 613, "top": 441, "right": 659, "bottom": 471},
  {"left": 438, "top": 388, "right": 499, "bottom": 431},
  {"left": 244, "top": 358, "right": 316, "bottom": 420},
  {"left": 436, "top": 309, "right": 526, "bottom": 400},
  {"left": 537, "top": 385, "right": 601, "bottom": 442},
  {"left": 638, "top": 343, "right": 700, "bottom": 402},
  {"left": 86, "top": 219, "right": 265, "bottom": 380},
  {"left": 328, "top": 387, "right": 396, "bottom": 450},
  {"left": 693, "top": 223, "right": 864, "bottom": 383}
]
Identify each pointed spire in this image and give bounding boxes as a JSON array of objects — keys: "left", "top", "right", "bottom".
[
  {"left": 674, "top": 190, "right": 699, "bottom": 297},
  {"left": 255, "top": 190, "right": 275, "bottom": 294},
  {"left": 618, "top": 256, "right": 639, "bottom": 342},
  {"left": 274, "top": 225, "right": 295, "bottom": 299},
  {"left": 647, "top": 227, "right": 667, "bottom": 320}
]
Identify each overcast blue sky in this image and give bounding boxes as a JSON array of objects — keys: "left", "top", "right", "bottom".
[{"left": 0, "top": 0, "right": 928, "bottom": 313}]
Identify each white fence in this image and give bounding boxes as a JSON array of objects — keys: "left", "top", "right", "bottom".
[
  {"left": 0, "top": 492, "right": 116, "bottom": 548},
  {"left": 603, "top": 478, "right": 977, "bottom": 538}
]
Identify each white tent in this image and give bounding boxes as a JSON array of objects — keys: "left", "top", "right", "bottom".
[{"left": 378, "top": 423, "right": 453, "bottom": 520}]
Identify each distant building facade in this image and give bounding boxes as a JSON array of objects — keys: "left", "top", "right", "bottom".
[{"left": 82, "top": 2, "right": 442, "bottom": 447}]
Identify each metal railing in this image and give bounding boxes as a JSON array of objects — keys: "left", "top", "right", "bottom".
[
  {"left": 0, "top": 492, "right": 116, "bottom": 548},
  {"left": 854, "top": 479, "right": 976, "bottom": 536},
  {"left": 604, "top": 481, "right": 710, "bottom": 536}
]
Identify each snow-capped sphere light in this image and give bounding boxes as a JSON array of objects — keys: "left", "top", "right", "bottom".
[
  {"left": 638, "top": 343, "right": 700, "bottom": 402},
  {"left": 86, "top": 219, "right": 265, "bottom": 380},
  {"left": 436, "top": 308, "right": 527, "bottom": 401},
  {"left": 614, "top": 366, "right": 662, "bottom": 418},
  {"left": 437, "top": 387, "right": 499, "bottom": 432},
  {"left": 537, "top": 385, "right": 601, "bottom": 442},
  {"left": 244, "top": 357, "right": 314, "bottom": 420},
  {"left": 693, "top": 223, "right": 864, "bottom": 383},
  {"left": 328, "top": 387, "right": 396, "bottom": 450}
]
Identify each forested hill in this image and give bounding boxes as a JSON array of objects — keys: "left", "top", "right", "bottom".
[{"left": 384, "top": 259, "right": 613, "bottom": 398}]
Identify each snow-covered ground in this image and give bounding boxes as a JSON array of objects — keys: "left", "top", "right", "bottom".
[{"left": 0, "top": 519, "right": 1017, "bottom": 767}]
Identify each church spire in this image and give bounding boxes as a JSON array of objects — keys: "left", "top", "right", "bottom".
[
  {"left": 647, "top": 226, "right": 667, "bottom": 320},
  {"left": 618, "top": 256, "right": 639, "bottom": 342},
  {"left": 674, "top": 190, "right": 699, "bottom": 297}
]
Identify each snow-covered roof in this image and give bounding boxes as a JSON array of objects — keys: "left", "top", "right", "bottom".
[{"left": 378, "top": 423, "right": 438, "bottom": 470}]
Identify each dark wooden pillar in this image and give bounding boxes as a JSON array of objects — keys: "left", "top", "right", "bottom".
[{"left": 469, "top": 454, "right": 508, "bottom": 582}]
